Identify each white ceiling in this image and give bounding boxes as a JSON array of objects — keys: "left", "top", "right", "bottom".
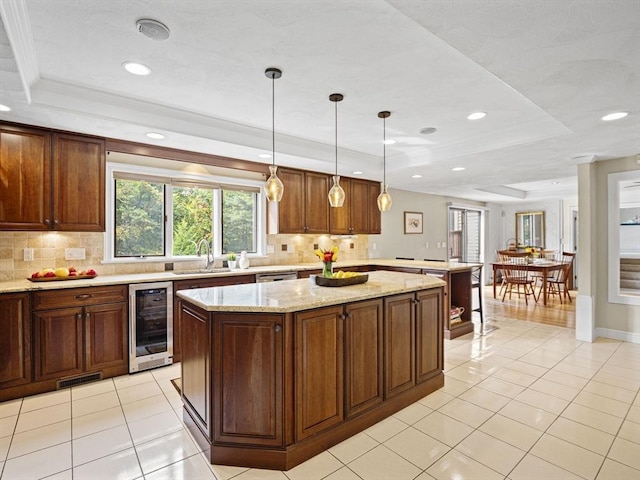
[{"left": 0, "top": 0, "right": 638, "bottom": 203}]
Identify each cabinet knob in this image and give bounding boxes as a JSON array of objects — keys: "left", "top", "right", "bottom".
[
  {"left": 274, "top": 324, "right": 282, "bottom": 332},
  {"left": 44, "top": 219, "right": 50, "bottom": 226},
  {"left": 75, "top": 293, "right": 93, "bottom": 300},
  {"left": 54, "top": 219, "right": 59, "bottom": 225}
]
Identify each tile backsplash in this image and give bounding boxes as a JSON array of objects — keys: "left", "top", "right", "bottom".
[{"left": 0, "top": 232, "right": 370, "bottom": 282}]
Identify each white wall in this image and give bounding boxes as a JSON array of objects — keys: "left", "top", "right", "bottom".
[{"left": 500, "top": 199, "right": 564, "bottom": 252}]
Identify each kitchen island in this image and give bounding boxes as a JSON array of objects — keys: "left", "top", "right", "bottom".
[{"left": 176, "top": 270, "right": 446, "bottom": 470}]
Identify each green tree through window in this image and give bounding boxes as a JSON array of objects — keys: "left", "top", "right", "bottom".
[{"left": 172, "top": 186, "right": 214, "bottom": 256}]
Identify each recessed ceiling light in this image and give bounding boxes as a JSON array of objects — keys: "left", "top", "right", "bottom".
[
  {"left": 602, "top": 112, "right": 628, "bottom": 121},
  {"left": 0, "top": 104, "right": 11, "bottom": 112},
  {"left": 552, "top": 181, "right": 560, "bottom": 185},
  {"left": 383, "top": 139, "right": 396, "bottom": 145},
  {"left": 122, "top": 61, "right": 152, "bottom": 76},
  {"left": 258, "top": 153, "right": 272, "bottom": 159},
  {"left": 145, "top": 132, "right": 165, "bottom": 139},
  {"left": 352, "top": 171, "right": 364, "bottom": 175},
  {"left": 419, "top": 127, "right": 437, "bottom": 135},
  {"left": 411, "top": 174, "right": 423, "bottom": 179},
  {"left": 452, "top": 167, "right": 466, "bottom": 172},
  {"left": 467, "top": 112, "right": 486, "bottom": 120}
]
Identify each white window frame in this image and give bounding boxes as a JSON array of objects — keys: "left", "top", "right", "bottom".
[{"left": 105, "top": 162, "right": 267, "bottom": 263}]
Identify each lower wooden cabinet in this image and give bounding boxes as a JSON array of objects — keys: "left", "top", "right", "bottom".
[
  {"left": 415, "top": 289, "right": 444, "bottom": 383},
  {"left": 33, "top": 307, "right": 84, "bottom": 381},
  {"left": 384, "top": 294, "right": 416, "bottom": 398},
  {"left": 0, "top": 293, "right": 31, "bottom": 388}
]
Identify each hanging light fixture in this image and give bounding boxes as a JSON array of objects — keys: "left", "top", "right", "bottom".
[
  {"left": 377, "top": 111, "right": 393, "bottom": 211},
  {"left": 328, "top": 93, "right": 345, "bottom": 207},
  {"left": 264, "top": 67, "right": 284, "bottom": 202}
]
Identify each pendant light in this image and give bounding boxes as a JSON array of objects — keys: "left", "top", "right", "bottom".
[
  {"left": 264, "top": 67, "right": 284, "bottom": 202},
  {"left": 377, "top": 111, "right": 393, "bottom": 211},
  {"left": 328, "top": 93, "right": 345, "bottom": 207}
]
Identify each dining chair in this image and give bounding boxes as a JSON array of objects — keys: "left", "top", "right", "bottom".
[
  {"left": 548, "top": 252, "right": 575, "bottom": 303},
  {"left": 471, "top": 265, "right": 483, "bottom": 323},
  {"left": 501, "top": 262, "right": 538, "bottom": 305}
]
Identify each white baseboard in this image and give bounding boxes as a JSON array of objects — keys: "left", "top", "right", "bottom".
[{"left": 594, "top": 327, "right": 640, "bottom": 344}]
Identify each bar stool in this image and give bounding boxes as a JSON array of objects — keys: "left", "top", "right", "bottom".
[{"left": 471, "top": 265, "right": 484, "bottom": 323}]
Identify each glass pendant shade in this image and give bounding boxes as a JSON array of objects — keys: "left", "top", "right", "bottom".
[
  {"left": 265, "top": 165, "right": 284, "bottom": 202},
  {"left": 377, "top": 183, "right": 392, "bottom": 211},
  {"left": 328, "top": 175, "right": 346, "bottom": 207}
]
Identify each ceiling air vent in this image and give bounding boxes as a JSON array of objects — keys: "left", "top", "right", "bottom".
[{"left": 136, "top": 18, "right": 170, "bottom": 41}]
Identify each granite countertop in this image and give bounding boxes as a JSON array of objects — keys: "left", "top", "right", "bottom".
[
  {"left": 176, "top": 270, "right": 446, "bottom": 313},
  {"left": 0, "top": 259, "right": 480, "bottom": 294}
]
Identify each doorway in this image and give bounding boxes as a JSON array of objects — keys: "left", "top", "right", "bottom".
[{"left": 448, "top": 207, "right": 483, "bottom": 263}]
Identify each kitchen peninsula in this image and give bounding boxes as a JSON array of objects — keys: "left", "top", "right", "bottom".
[{"left": 176, "top": 270, "right": 446, "bottom": 470}]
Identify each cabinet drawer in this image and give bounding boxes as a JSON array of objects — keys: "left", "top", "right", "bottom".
[
  {"left": 174, "top": 275, "right": 255, "bottom": 290},
  {"left": 32, "top": 285, "right": 127, "bottom": 310}
]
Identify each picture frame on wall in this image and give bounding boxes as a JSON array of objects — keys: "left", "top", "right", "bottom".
[{"left": 404, "top": 211, "right": 423, "bottom": 234}]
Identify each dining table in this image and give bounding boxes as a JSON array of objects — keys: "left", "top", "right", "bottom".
[{"left": 492, "top": 260, "right": 565, "bottom": 306}]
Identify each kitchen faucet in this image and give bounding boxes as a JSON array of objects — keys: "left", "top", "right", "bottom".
[{"left": 196, "top": 238, "right": 214, "bottom": 270}]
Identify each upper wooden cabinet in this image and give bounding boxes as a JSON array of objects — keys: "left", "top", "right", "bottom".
[
  {"left": 0, "top": 124, "right": 105, "bottom": 231},
  {"left": 330, "top": 178, "right": 382, "bottom": 235},
  {"left": 277, "top": 168, "right": 330, "bottom": 234}
]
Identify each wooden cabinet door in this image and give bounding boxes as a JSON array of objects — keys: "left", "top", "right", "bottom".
[
  {"left": 349, "top": 179, "right": 369, "bottom": 233},
  {"left": 329, "top": 177, "right": 351, "bottom": 234},
  {"left": 84, "top": 302, "right": 128, "bottom": 371},
  {"left": 214, "top": 313, "right": 284, "bottom": 446},
  {"left": 368, "top": 181, "right": 382, "bottom": 234},
  {"left": 180, "top": 303, "right": 212, "bottom": 438},
  {"left": 0, "top": 293, "right": 31, "bottom": 388},
  {"left": 415, "top": 289, "right": 443, "bottom": 384},
  {"left": 304, "top": 172, "right": 330, "bottom": 233},
  {"left": 344, "top": 299, "right": 383, "bottom": 418},
  {"left": 295, "top": 306, "right": 344, "bottom": 440},
  {"left": 384, "top": 294, "right": 415, "bottom": 398},
  {"left": 0, "top": 125, "right": 51, "bottom": 230},
  {"left": 52, "top": 133, "right": 105, "bottom": 231},
  {"left": 278, "top": 168, "right": 305, "bottom": 233},
  {"left": 34, "top": 307, "right": 84, "bottom": 381}
]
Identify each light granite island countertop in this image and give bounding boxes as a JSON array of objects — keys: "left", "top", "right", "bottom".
[{"left": 177, "top": 269, "right": 446, "bottom": 471}]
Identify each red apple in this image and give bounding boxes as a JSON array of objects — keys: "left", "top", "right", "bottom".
[
  {"left": 68, "top": 266, "right": 77, "bottom": 273},
  {"left": 85, "top": 268, "right": 97, "bottom": 276},
  {"left": 44, "top": 271, "right": 55, "bottom": 278},
  {"left": 31, "top": 272, "right": 39, "bottom": 278},
  {"left": 69, "top": 271, "right": 77, "bottom": 276}
]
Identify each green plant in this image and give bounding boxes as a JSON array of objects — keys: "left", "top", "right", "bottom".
[{"left": 227, "top": 252, "right": 237, "bottom": 261}]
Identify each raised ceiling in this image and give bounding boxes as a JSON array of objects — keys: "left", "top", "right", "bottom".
[{"left": 0, "top": 0, "right": 638, "bottom": 203}]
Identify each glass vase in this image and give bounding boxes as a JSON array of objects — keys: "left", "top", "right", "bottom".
[{"left": 322, "top": 262, "right": 333, "bottom": 278}]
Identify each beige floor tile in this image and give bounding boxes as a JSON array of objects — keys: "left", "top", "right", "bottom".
[
  {"left": 0, "top": 399, "right": 22, "bottom": 419},
  {"left": 514, "top": 388, "right": 569, "bottom": 415},
  {"left": 72, "top": 424, "right": 133, "bottom": 466},
  {"left": 231, "top": 467, "right": 293, "bottom": 479},
  {"left": 0, "top": 434, "right": 11, "bottom": 460},
  {"left": 2, "top": 442, "right": 71, "bottom": 480},
  {"left": 0, "top": 415, "right": 17, "bottom": 438},
  {"left": 583, "top": 380, "right": 637, "bottom": 404},
  {"left": 72, "top": 391, "right": 120, "bottom": 418},
  {"left": 151, "top": 363, "right": 181, "bottom": 381},
  {"left": 618, "top": 419, "right": 640, "bottom": 444},
  {"left": 285, "top": 451, "right": 343, "bottom": 480},
  {"left": 209, "top": 463, "right": 250, "bottom": 480},
  {"left": 455, "top": 430, "right": 525, "bottom": 475},
  {"left": 440, "top": 376, "right": 472, "bottom": 396},
  {"left": 121, "top": 394, "right": 173, "bottom": 423},
  {"left": 417, "top": 389, "right": 455, "bottom": 410},
  {"left": 383, "top": 426, "right": 449, "bottom": 470},
  {"left": 607, "top": 436, "right": 640, "bottom": 470},
  {"left": 593, "top": 371, "right": 640, "bottom": 391},
  {"left": 162, "top": 384, "right": 184, "bottom": 409},
  {"left": 71, "top": 378, "right": 115, "bottom": 401},
  {"left": 7, "top": 419, "right": 70, "bottom": 459},
  {"left": 596, "top": 458, "right": 640, "bottom": 480},
  {"left": 458, "top": 385, "right": 511, "bottom": 412},
  {"left": 600, "top": 363, "right": 640, "bottom": 382},
  {"left": 543, "top": 369, "right": 590, "bottom": 389},
  {"left": 627, "top": 403, "right": 640, "bottom": 423},
  {"left": 499, "top": 400, "right": 557, "bottom": 431},
  {"left": 40, "top": 468, "right": 73, "bottom": 479},
  {"left": 328, "top": 432, "right": 378, "bottom": 464},
  {"left": 476, "top": 377, "right": 526, "bottom": 398},
  {"left": 392, "top": 402, "right": 432, "bottom": 425},
  {"left": 364, "top": 416, "right": 408, "bottom": 443},
  {"left": 116, "top": 380, "right": 163, "bottom": 405},
  {"left": 413, "top": 411, "right": 474, "bottom": 447},
  {"left": 530, "top": 433, "right": 604, "bottom": 480},
  {"left": 71, "top": 405, "right": 126, "bottom": 439},
  {"left": 547, "top": 417, "right": 615, "bottom": 455},
  {"left": 348, "top": 445, "right": 421, "bottom": 480},
  {"left": 572, "top": 391, "right": 631, "bottom": 418},
  {"left": 322, "top": 466, "right": 363, "bottom": 480},
  {"left": 445, "top": 364, "right": 488, "bottom": 385},
  {"left": 438, "top": 398, "right": 493, "bottom": 429},
  {"left": 561, "top": 403, "right": 624, "bottom": 435},
  {"left": 127, "top": 409, "right": 183, "bottom": 445},
  {"left": 14, "top": 402, "right": 70, "bottom": 434},
  {"left": 21, "top": 389, "right": 70, "bottom": 413},
  {"left": 492, "top": 367, "right": 538, "bottom": 387},
  {"left": 135, "top": 429, "right": 204, "bottom": 475},
  {"left": 426, "top": 449, "right": 503, "bottom": 480},
  {"left": 528, "top": 377, "right": 580, "bottom": 401},
  {"left": 72, "top": 447, "right": 142, "bottom": 480},
  {"left": 478, "top": 414, "right": 543, "bottom": 451},
  {"left": 553, "top": 361, "right": 599, "bottom": 379},
  {"left": 113, "top": 371, "right": 155, "bottom": 389},
  {"left": 519, "top": 349, "right": 566, "bottom": 369},
  {"left": 509, "top": 453, "right": 584, "bottom": 480}
]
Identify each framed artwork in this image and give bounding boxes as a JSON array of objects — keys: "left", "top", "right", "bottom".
[{"left": 404, "top": 211, "right": 423, "bottom": 234}]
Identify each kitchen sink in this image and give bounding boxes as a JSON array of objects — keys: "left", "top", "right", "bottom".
[{"left": 172, "top": 268, "right": 230, "bottom": 275}]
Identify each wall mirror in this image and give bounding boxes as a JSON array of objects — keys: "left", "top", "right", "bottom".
[
  {"left": 516, "top": 211, "right": 545, "bottom": 248},
  {"left": 608, "top": 170, "right": 640, "bottom": 305}
]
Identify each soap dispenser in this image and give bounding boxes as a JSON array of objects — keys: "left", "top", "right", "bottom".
[{"left": 238, "top": 251, "right": 250, "bottom": 269}]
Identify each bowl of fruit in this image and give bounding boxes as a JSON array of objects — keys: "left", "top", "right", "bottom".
[
  {"left": 28, "top": 266, "right": 98, "bottom": 282},
  {"left": 315, "top": 270, "right": 368, "bottom": 287}
]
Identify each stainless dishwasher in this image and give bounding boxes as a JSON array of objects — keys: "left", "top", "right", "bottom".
[{"left": 255, "top": 271, "right": 298, "bottom": 282}]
